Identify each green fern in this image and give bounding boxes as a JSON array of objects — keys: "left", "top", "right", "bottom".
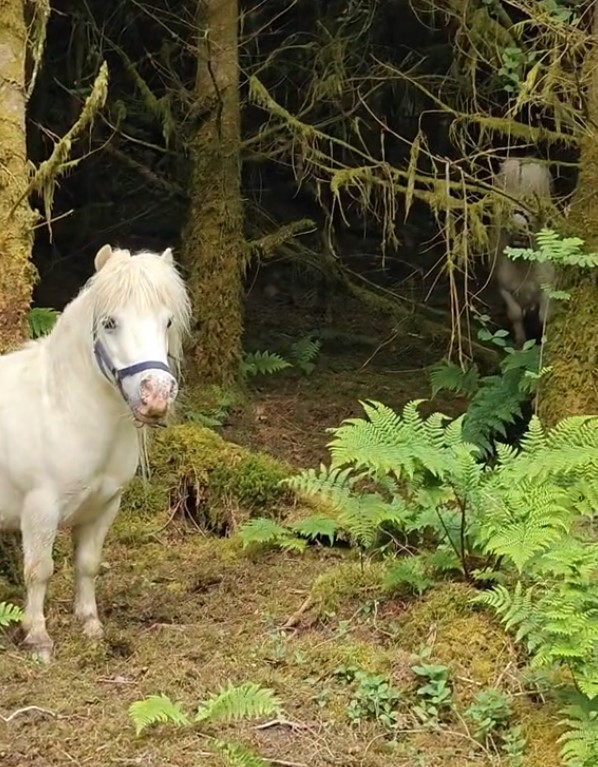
[
  {"left": 129, "top": 694, "right": 190, "bottom": 735},
  {"left": 212, "top": 739, "right": 271, "bottom": 767},
  {"left": 241, "top": 350, "right": 292, "bottom": 378},
  {"left": 559, "top": 704, "right": 598, "bottom": 767},
  {"left": 195, "top": 681, "right": 281, "bottom": 723},
  {"left": 129, "top": 681, "right": 282, "bottom": 752},
  {"left": 291, "top": 515, "right": 337, "bottom": 545},
  {"left": 238, "top": 518, "right": 296, "bottom": 549},
  {"left": 28, "top": 307, "right": 60, "bottom": 339},
  {"left": 0, "top": 601, "right": 23, "bottom": 627},
  {"left": 506, "top": 228, "right": 598, "bottom": 270},
  {"left": 430, "top": 342, "right": 541, "bottom": 456},
  {"left": 288, "top": 336, "right": 321, "bottom": 375}
]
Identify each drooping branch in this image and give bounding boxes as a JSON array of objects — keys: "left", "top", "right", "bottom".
[{"left": 28, "top": 61, "right": 109, "bottom": 237}]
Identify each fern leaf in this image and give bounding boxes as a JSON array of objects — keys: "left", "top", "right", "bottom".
[
  {"left": 292, "top": 515, "right": 337, "bottom": 545},
  {"left": 195, "top": 681, "right": 281, "bottom": 724},
  {"left": 289, "top": 337, "right": 321, "bottom": 375},
  {"left": 430, "top": 360, "right": 480, "bottom": 398},
  {"left": 0, "top": 601, "right": 23, "bottom": 627},
  {"left": 238, "top": 518, "right": 291, "bottom": 549},
  {"left": 129, "top": 694, "right": 189, "bottom": 735},
  {"left": 28, "top": 307, "right": 60, "bottom": 339},
  {"left": 242, "top": 351, "right": 292, "bottom": 378},
  {"left": 212, "top": 739, "right": 271, "bottom": 767}
]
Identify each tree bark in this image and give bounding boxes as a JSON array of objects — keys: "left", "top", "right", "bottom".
[
  {"left": 537, "top": 4, "right": 598, "bottom": 427},
  {"left": 182, "top": 0, "right": 244, "bottom": 389},
  {"left": 0, "top": 0, "right": 38, "bottom": 352}
]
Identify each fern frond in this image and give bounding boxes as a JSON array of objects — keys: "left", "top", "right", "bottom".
[
  {"left": 430, "top": 360, "right": 480, "bottom": 398},
  {"left": 237, "top": 518, "right": 292, "bottom": 549},
  {"left": 285, "top": 464, "right": 356, "bottom": 506},
  {"left": 129, "top": 694, "right": 189, "bottom": 735},
  {"left": 195, "top": 681, "right": 281, "bottom": 724},
  {"left": 0, "top": 601, "right": 23, "bottom": 627},
  {"left": 28, "top": 307, "right": 60, "bottom": 339},
  {"left": 292, "top": 515, "right": 337, "bottom": 545},
  {"left": 289, "top": 337, "right": 321, "bottom": 375},
  {"left": 241, "top": 351, "right": 292, "bottom": 378},
  {"left": 559, "top": 704, "right": 598, "bottom": 767},
  {"left": 212, "top": 739, "right": 271, "bottom": 767}
]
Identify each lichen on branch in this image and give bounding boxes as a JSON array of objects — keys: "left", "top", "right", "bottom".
[{"left": 29, "top": 60, "right": 110, "bottom": 236}]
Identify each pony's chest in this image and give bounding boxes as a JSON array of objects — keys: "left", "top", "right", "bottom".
[{"left": 55, "top": 428, "right": 139, "bottom": 521}]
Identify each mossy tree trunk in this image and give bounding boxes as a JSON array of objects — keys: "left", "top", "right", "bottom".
[
  {"left": 0, "top": 0, "right": 37, "bottom": 352},
  {"left": 182, "top": 0, "right": 244, "bottom": 389},
  {"left": 537, "top": 3, "right": 598, "bottom": 427}
]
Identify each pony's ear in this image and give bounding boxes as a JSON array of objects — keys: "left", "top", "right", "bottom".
[
  {"left": 161, "top": 247, "right": 174, "bottom": 265},
  {"left": 94, "top": 244, "right": 114, "bottom": 272}
]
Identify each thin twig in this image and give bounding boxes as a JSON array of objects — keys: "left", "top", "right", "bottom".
[
  {"left": 255, "top": 718, "right": 307, "bottom": 731},
  {"left": 281, "top": 596, "right": 316, "bottom": 629},
  {"left": 0, "top": 705, "right": 56, "bottom": 722}
]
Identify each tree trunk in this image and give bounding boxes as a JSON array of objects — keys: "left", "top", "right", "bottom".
[
  {"left": 182, "top": 0, "right": 244, "bottom": 389},
  {"left": 538, "top": 4, "right": 598, "bottom": 427},
  {"left": 0, "top": 0, "right": 38, "bottom": 352}
]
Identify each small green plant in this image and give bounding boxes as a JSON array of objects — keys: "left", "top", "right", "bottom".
[
  {"left": 500, "top": 724, "right": 527, "bottom": 766},
  {"left": 0, "top": 601, "right": 23, "bottom": 628},
  {"left": 464, "top": 688, "right": 512, "bottom": 743},
  {"left": 28, "top": 307, "right": 60, "bottom": 338},
  {"left": 241, "top": 350, "right": 292, "bottom": 379},
  {"left": 129, "top": 680, "right": 281, "bottom": 767},
  {"left": 430, "top": 326, "right": 543, "bottom": 456},
  {"left": 411, "top": 660, "right": 453, "bottom": 726},
  {"left": 333, "top": 666, "right": 402, "bottom": 729},
  {"left": 288, "top": 336, "right": 321, "bottom": 376},
  {"left": 559, "top": 703, "right": 598, "bottom": 767},
  {"left": 347, "top": 671, "right": 402, "bottom": 728},
  {"left": 185, "top": 389, "right": 238, "bottom": 428},
  {"left": 241, "top": 334, "right": 322, "bottom": 381}
]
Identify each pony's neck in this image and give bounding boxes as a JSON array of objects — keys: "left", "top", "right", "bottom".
[{"left": 44, "top": 290, "right": 128, "bottom": 419}]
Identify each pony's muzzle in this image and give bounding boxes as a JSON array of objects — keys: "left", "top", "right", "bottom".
[{"left": 136, "top": 373, "right": 178, "bottom": 422}]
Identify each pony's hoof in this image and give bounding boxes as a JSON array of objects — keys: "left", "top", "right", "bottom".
[
  {"left": 82, "top": 618, "right": 104, "bottom": 640},
  {"left": 23, "top": 633, "right": 54, "bottom": 664}
]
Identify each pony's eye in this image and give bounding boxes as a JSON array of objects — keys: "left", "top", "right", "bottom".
[
  {"left": 102, "top": 316, "right": 117, "bottom": 331},
  {"left": 167, "top": 317, "right": 173, "bottom": 329}
]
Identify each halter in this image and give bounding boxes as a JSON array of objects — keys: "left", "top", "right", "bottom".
[{"left": 92, "top": 328, "right": 172, "bottom": 402}]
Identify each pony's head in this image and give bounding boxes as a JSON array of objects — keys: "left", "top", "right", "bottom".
[
  {"left": 86, "top": 244, "right": 191, "bottom": 425},
  {"left": 507, "top": 210, "right": 534, "bottom": 249}
]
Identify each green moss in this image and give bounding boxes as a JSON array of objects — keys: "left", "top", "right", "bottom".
[
  {"left": 513, "top": 698, "right": 564, "bottom": 767},
  {"left": 311, "top": 559, "right": 389, "bottom": 614},
  {"left": 390, "top": 582, "right": 516, "bottom": 707},
  {"left": 122, "top": 476, "right": 169, "bottom": 516},
  {"left": 125, "top": 424, "right": 293, "bottom": 531}
]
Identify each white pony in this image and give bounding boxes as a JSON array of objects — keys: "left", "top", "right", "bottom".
[
  {"left": 0, "top": 244, "right": 191, "bottom": 661},
  {"left": 490, "top": 157, "right": 555, "bottom": 347}
]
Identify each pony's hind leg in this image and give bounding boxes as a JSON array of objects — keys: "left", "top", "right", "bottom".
[
  {"left": 499, "top": 287, "right": 526, "bottom": 348},
  {"left": 72, "top": 493, "right": 121, "bottom": 639},
  {"left": 20, "top": 490, "right": 59, "bottom": 662}
]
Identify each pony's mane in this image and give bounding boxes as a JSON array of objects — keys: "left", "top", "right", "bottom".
[
  {"left": 84, "top": 249, "right": 191, "bottom": 330},
  {"left": 54, "top": 248, "right": 192, "bottom": 375}
]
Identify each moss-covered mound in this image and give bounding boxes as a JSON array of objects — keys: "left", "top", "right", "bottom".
[{"left": 123, "top": 424, "right": 294, "bottom": 533}]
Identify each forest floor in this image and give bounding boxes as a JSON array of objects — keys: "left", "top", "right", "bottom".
[{"left": 0, "top": 288, "right": 563, "bottom": 767}]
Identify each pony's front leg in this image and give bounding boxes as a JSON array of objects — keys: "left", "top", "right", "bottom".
[
  {"left": 20, "top": 490, "right": 60, "bottom": 662},
  {"left": 72, "top": 493, "right": 121, "bottom": 639}
]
